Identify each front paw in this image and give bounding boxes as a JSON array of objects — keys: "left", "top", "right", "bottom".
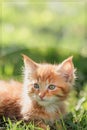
[{"left": 36, "top": 120, "right": 50, "bottom": 130}]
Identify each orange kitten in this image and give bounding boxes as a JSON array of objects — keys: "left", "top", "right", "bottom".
[
  {"left": 0, "top": 55, "right": 75, "bottom": 129},
  {"left": 21, "top": 55, "right": 75, "bottom": 129}
]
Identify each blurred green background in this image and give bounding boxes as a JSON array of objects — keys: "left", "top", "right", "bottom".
[{"left": 0, "top": 0, "right": 87, "bottom": 98}]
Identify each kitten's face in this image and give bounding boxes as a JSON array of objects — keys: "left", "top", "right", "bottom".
[{"left": 23, "top": 55, "right": 75, "bottom": 106}]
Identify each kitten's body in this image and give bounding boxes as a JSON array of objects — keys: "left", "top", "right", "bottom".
[
  {"left": 0, "top": 80, "right": 22, "bottom": 119},
  {"left": 0, "top": 55, "right": 75, "bottom": 129}
]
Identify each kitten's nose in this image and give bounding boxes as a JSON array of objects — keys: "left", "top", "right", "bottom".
[{"left": 39, "top": 92, "right": 45, "bottom": 100}]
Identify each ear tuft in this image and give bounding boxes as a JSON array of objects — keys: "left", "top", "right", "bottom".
[
  {"left": 61, "top": 56, "right": 73, "bottom": 73},
  {"left": 58, "top": 56, "right": 75, "bottom": 82},
  {"left": 22, "top": 54, "right": 29, "bottom": 61},
  {"left": 22, "top": 54, "right": 38, "bottom": 73}
]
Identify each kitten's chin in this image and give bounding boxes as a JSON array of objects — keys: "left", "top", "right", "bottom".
[
  {"left": 38, "top": 100, "right": 49, "bottom": 106},
  {"left": 36, "top": 97, "right": 57, "bottom": 107},
  {"left": 33, "top": 97, "right": 51, "bottom": 106}
]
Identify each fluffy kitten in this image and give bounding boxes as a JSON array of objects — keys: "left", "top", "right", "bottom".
[
  {"left": 0, "top": 55, "right": 75, "bottom": 129},
  {"left": 21, "top": 55, "right": 75, "bottom": 129}
]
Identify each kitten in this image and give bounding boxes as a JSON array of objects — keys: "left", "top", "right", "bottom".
[
  {"left": 21, "top": 55, "right": 75, "bottom": 129},
  {"left": 0, "top": 55, "right": 75, "bottom": 129}
]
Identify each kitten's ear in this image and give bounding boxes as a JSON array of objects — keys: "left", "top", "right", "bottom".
[
  {"left": 22, "top": 54, "right": 38, "bottom": 72},
  {"left": 58, "top": 56, "right": 75, "bottom": 82}
]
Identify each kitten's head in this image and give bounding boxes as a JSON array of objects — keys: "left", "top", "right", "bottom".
[{"left": 23, "top": 55, "right": 75, "bottom": 106}]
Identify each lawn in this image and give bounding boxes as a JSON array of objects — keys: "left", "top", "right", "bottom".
[{"left": 0, "top": 107, "right": 87, "bottom": 130}]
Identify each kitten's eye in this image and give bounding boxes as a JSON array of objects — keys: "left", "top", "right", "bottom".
[
  {"left": 48, "top": 85, "right": 56, "bottom": 90},
  {"left": 34, "top": 83, "right": 39, "bottom": 89}
]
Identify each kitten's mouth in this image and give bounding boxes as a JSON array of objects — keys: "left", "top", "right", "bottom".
[
  {"left": 39, "top": 98, "right": 46, "bottom": 102},
  {"left": 37, "top": 97, "right": 48, "bottom": 103},
  {"left": 37, "top": 99, "right": 49, "bottom": 106}
]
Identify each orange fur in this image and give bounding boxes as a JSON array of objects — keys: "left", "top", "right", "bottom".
[
  {"left": 0, "top": 80, "right": 22, "bottom": 119},
  {"left": 0, "top": 55, "right": 75, "bottom": 129}
]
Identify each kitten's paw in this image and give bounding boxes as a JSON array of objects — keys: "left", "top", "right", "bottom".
[{"left": 36, "top": 120, "right": 50, "bottom": 130}]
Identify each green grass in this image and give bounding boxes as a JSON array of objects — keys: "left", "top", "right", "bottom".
[
  {"left": 0, "top": 101, "right": 87, "bottom": 130},
  {"left": 0, "top": 119, "right": 43, "bottom": 130}
]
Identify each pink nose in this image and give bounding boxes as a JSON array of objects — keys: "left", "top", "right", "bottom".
[{"left": 39, "top": 93, "right": 45, "bottom": 100}]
